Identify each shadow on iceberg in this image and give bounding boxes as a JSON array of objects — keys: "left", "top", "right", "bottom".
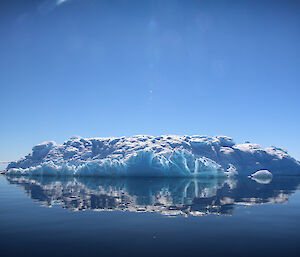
[{"left": 4, "top": 173, "right": 300, "bottom": 216}]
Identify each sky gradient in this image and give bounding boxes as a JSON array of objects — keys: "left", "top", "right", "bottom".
[{"left": 0, "top": 0, "right": 299, "bottom": 161}]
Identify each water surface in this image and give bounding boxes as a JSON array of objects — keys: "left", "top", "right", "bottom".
[{"left": 1, "top": 174, "right": 300, "bottom": 256}]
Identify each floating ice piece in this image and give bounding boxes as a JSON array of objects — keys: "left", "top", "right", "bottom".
[
  {"left": 250, "top": 169, "right": 273, "bottom": 179},
  {"left": 4, "top": 135, "right": 300, "bottom": 177},
  {"left": 249, "top": 170, "right": 273, "bottom": 184}
]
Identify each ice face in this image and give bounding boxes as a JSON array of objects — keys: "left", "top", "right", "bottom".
[{"left": 5, "top": 135, "right": 300, "bottom": 177}]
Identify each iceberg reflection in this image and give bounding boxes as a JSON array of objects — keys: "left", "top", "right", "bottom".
[{"left": 5, "top": 175, "right": 300, "bottom": 216}]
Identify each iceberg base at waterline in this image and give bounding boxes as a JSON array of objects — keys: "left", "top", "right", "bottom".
[{"left": 4, "top": 135, "right": 300, "bottom": 177}]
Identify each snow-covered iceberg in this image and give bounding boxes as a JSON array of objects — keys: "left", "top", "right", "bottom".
[{"left": 4, "top": 135, "right": 300, "bottom": 177}]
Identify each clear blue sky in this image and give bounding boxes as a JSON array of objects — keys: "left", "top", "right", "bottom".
[{"left": 0, "top": 0, "right": 299, "bottom": 161}]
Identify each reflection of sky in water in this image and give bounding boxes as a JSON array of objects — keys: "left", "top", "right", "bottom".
[{"left": 5, "top": 175, "right": 300, "bottom": 216}]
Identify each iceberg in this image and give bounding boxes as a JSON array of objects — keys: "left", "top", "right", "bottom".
[{"left": 4, "top": 135, "right": 300, "bottom": 177}]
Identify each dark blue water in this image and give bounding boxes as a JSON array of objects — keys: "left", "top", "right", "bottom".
[{"left": 1, "top": 174, "right": 300, "bottom": 257}]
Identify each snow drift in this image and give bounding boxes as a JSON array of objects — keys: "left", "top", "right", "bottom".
[{"left": 4, "top": 135, "right": 300, "bottom": 177}]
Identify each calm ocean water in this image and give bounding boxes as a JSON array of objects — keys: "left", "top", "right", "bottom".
[{"left": 0, "top": 174, "right": 300, "bottom": 257}]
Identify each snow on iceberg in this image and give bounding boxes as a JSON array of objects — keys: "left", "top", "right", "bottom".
[{"left": 5, "top": 135, "right": 300, "bottom": 177}]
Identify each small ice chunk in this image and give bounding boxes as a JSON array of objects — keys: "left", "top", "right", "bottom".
[{"left": 249, "top": 169, "right": 273, "bottom": 184}]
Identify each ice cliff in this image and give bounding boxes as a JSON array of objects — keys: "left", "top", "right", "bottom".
[{"left": 4, "top": 135, "right": 300, "bottom": 177}]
